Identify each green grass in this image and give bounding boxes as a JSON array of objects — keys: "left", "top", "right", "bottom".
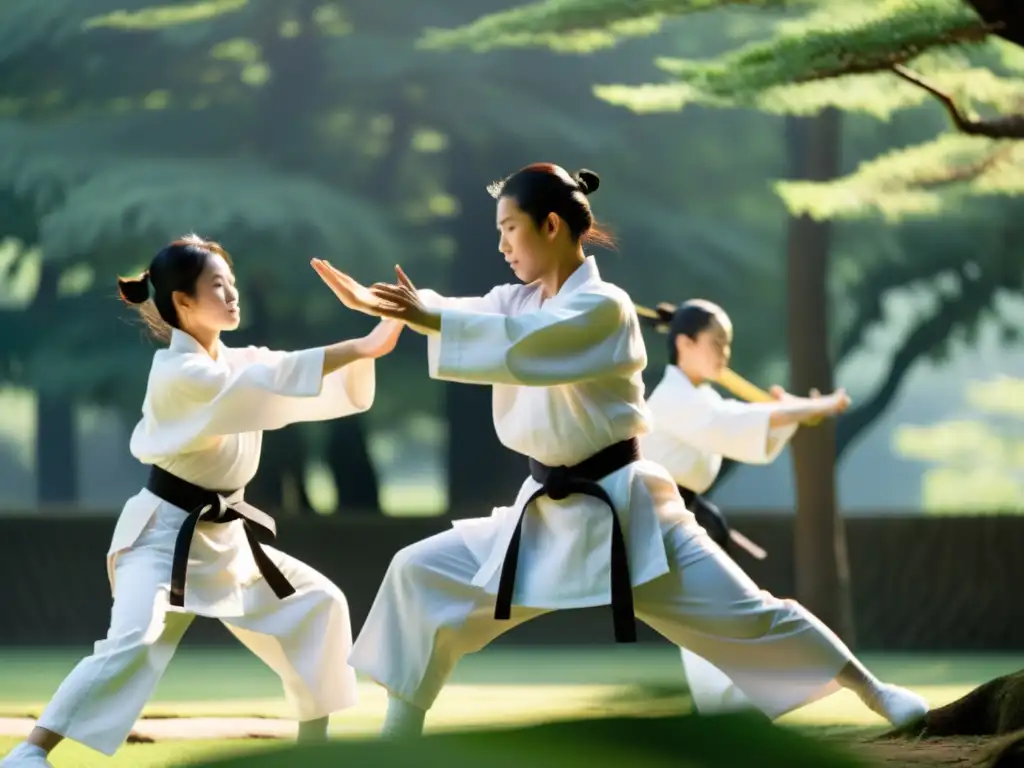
[{"left": 2, "top": 647, "right": 1021, "bottom": 767}]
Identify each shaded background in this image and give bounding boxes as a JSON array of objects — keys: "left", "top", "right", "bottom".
[{"left": 1, "top": 0, "right": 1021, "bottom": 652}]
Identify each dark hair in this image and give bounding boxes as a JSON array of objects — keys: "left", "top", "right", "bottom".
[
  {"left": 488, "top": 162, "right": 616, "bottom": 249},
  {"left": 117, "top": 234, "right": 233, "bottom": 342},
  {"left": 638, "top": 299, "right": 730, "bottom": 364}
]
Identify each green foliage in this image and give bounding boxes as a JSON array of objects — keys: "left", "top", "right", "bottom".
[
  {"left": 776, "top": 133, "right": 1024, "bottom": 221},
  {"left": 46, "top": 157, "right": 400, "bottom": 263},
  {"left": 428, "top": 0, "right": 1024, "bottom": 223},
  {"left": 893, "top": 376, "right": 1024, "bottom": 513},
  {"left": 0, "top": 110, "right": 402, "bottom": 264},
  {"left": 837, "top": 199, "right": 1024, "bottom": 358},
  {"left": 654, "top": 0, "right": 985, "bottom": 96},
  {"left": 0, "top": 0, "right": 216, "bottom": 62},
  {"left": 418, "top": 0, "right": 801, "bottom": 53},
  {"left": 85, "top": 0, "right": 250, "bottom": 31}
]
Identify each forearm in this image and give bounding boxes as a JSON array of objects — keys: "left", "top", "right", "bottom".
[
  {"left": 768, "top": 400, "right": 827, "bottom": 428},
  {"left": 322, "top": 340, "right": 365, "bottom": 377}
]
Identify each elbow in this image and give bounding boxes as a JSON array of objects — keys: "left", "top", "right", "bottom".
[
  {"left": 503, "top": 358, "right": 573, "bottom": 387},
  {"left": 341, "top": 358, "right": 376, "bottom": 413},
  {"left": 350, "top": 393, "right": 374, "bottom": 414}
]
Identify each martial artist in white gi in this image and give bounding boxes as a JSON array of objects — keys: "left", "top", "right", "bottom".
[
  {"left": 640, "top": 299, "right": 851, "bottom": 716},
  {"left": 311, "top": 163, "right": 929, "bottom": 739},
  {"left": 1, "top": 235, "right": 403, "bottom": 767}
]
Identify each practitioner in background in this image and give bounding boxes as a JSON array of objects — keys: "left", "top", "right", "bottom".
[
  {"left": 640, "top": 298, "right": 850, "bottom": 715},
  {"left": 1, "top": 235, "right": 402, "bottom": 767}
]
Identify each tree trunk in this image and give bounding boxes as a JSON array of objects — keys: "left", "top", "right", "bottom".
[
  {"left": 444, "top": 143, "right": 524, "bottom": 516},
  {"left": 34, "top": 261, "right": 77, "bottom": 509},
  {"left": 784, "top": 111, "right": 855, "bottom": 643},
  {"left": 36, "top": 392, "right": 76, "bottom": 508},
  {"left": 240, "top": 2, "right": 380, "bottom": 514},
  {"left": 326, "top": 416, "right": 380, "bottom": 514},
  {"left": 247, "top": 426, "right": 311, "bottom": 514}
]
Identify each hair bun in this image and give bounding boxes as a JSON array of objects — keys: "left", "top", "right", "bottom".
[
  {"left": 574, "top": 169, "right": 600, "bottom": 195},
  {"left": 117, "top": 271, "right": 151, "bottom": 305}
]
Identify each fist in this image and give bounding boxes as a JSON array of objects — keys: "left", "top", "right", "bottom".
[{"left": 829, "top": 388, "right": 851, "bottom": 413}]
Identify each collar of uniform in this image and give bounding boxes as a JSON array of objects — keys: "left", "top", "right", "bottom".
[
  {"left": 663, "top": 363, "right": 698, "bottom": 393},
  {"left": 552, "top": 255, "right": 600, "bottom": 300},
  {"left": 169, "top": 328, "right": 225, "bottom": 359}
]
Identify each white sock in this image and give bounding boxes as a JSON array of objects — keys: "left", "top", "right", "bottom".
[
  {"left": 382, "top": 694, "right": 426, "bottom": 738},
  {"left": 4, "top": 742, "right": 47, "bottom": 760}
]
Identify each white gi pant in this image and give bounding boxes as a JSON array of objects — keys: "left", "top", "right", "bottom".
[
  {"left": 350, "top": 524, "right": 849, "bottom": 718},
  {"left": 681, "top": 648, "right": 751, "bottom": 713},
  {"left": 35, "top": 508, "right": 357, "bottom": 756}
]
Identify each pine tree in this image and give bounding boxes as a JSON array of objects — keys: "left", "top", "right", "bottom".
[
  {"left": 5, "top": 0, "right": 762, "bottom": 514},
  {"left": 0, "top": 0, "right": 406, "bottom": 511},
  {"left": 420, "top": 0, "right": 1024, "bottom": 222}
]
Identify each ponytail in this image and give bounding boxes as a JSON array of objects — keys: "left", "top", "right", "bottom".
[{"left": 638, "top": 299, "right": 730, "bottom": 365}]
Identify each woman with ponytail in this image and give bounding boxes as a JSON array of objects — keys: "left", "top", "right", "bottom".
[
  {"left": 639, "top": 299, "right": 850, "bottom": 557},
  {"left": 2, "top": 235, "right": 402, "bottom": 767},
  {"left": 637, "top": 299, "right": 874, "bottom": 717},
  {"left": 308, "top": 164, "right": 927, "bottom": 738}
]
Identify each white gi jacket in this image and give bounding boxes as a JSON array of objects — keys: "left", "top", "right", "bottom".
[
  {"left": 106, "top": 329, "right": 376, "bottom": 617},
  {"left": 642, "top": 364, "right": 798, "bottom": 493},
  {"left": 420, "top": 257, "right": 701, "bottom": 610}
]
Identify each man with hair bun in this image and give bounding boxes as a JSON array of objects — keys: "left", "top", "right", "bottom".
[{"left": 310, "top": 164, "right": 929, "bottom": 738}]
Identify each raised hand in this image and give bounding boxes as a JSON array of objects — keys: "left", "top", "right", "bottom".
[
  {"left": 369, "top": 264, "right": 440, "bottom": 332},
  {"left": 769, "top": 385, "right": 849, "bottom": 425},
  {"left": 395, "top": 264, "right": 417, "bottom": 292},
  {"left": 802, "top": 388, "right": 851, "bottom": 424},
  {"left": 311, "top": 259, "right": 383, "bottom": 316},
  {"left": 826, "top": 388, "right": 852, "bottom": 414}
]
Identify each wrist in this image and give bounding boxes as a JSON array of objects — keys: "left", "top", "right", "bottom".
[
  {"left": 422, "top": 310, "right": 441, "bottom": 332},
  {"left": 409, "top": 309, "right": 441, "bottom": 334},
  {"left": 322, "top": 340, "right": 362, "bottom": 376}
]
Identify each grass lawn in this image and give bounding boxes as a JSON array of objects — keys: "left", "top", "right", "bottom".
[{"left": 2, "top": 646, "right": 1021, "bottom": 767}]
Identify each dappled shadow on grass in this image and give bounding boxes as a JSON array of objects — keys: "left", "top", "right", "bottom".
[{"left": 183, "top": 711, "right": 870, "bottom": 768}]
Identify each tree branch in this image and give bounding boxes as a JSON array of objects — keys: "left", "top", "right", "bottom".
[
  {"left": 837, "top": 296, "right": 882, "bottom": 363},
  {"left": 783, "top": 22, "right": 995, "bottom": 85},
  {"left": 835, "top": 273, "right": 995, "bottom": 461},
  {"left": 891, "top": 63, "right": 1024, "bottom": 139}
]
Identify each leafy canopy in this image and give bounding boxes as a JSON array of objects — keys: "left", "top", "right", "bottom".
[{"left": 422, "top": 0, "right": 1024, "bottom": 221}]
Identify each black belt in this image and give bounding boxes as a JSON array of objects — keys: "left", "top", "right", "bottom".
[
  {"left": 495, "top": 438, "right": 640, "bottom": 643},
  {"left": 678, "top": 484, "right": 767, "bottom": 561},
  {"left": 146, "top": 465, "right": 296, "bottom": 608}
]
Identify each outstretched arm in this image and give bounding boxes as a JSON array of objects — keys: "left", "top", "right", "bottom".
[
  {"left": 312, "top": 260, "right": 643, "bottom": 387},
  {"left": 422, "top": 291, "right": 643, "bottom": 387},
  {"left": 133, "top": 320, "right": 402, "bottom": 458},
  {"left": 311, "top": 260, "right": 511, "bottom": 330},
  {"left": 662, "top": 392, "right": 847, "bottom": 465}
]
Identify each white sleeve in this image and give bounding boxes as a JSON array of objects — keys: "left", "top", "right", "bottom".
[
  {"left": 426, "top": 290, "right": 644, "bottom": 386},
  {"left": 133, "top": 348, "right": 375, "bottom": 455},
  {"left": 229, "top": 345, "right": 376, "bottom": 425},
  {"left": 663, "top": 396, "right": 793, "bottom": 465},
  {"left": 417, "top": 286, "right": 511, "bottom": 313},
  {"left": 764, "top": 422, "right": 799, "bottom": 460}
]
